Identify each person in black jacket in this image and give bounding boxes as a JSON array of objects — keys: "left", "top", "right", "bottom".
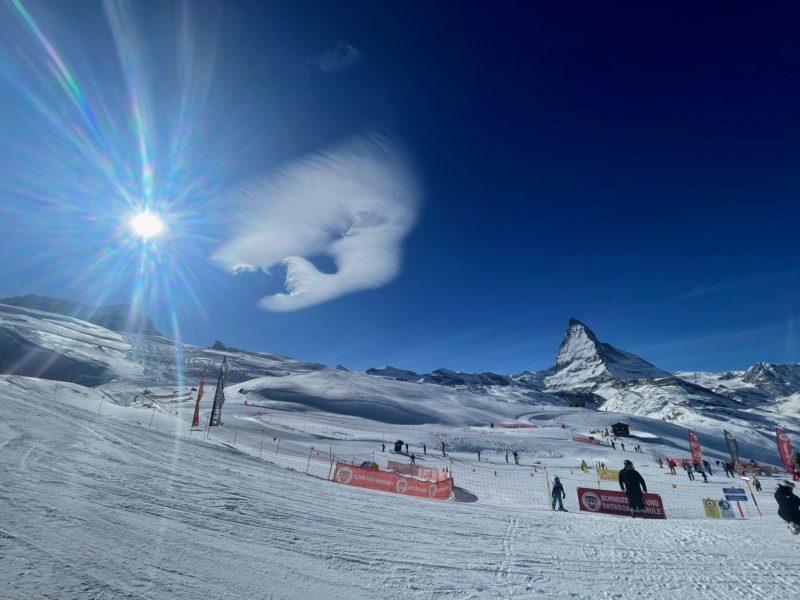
[
  {"left": 775, "top": 480, "right": 800, "bottom": 533},
  {"left": 619, "top": 459, "right": 647, "bottom": 518}
]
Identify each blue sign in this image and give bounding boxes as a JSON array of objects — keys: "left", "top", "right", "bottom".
[{"left": 723, "top": 487, "right": 748, "bottom": 501}]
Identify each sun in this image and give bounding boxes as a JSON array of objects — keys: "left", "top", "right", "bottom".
[{"left": 129, "top": 210, "right": 166, "bottom": 239}]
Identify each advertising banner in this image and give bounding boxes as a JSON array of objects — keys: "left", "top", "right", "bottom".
[
  {"left": 598, "top": 468, "right": 620, "bottom": 481},
  {"left": 387, "top": 461, "right": 450, "bottom": 482},
  {"left": 576, "top": 487, "right": 666, "bottom": 519},
  {"left": 572, "top": 435, "right": 606, "bottom": 445},
  {"left": 332, "top": 463, "right": 453, "bottom": 500},
  {"left": 495, "top": 423, "right": 536, "bottom": 428},
  {"left": 687, "top": 429, "right": 702, "bottom": 464},
  {"left": 702, "top": 498, "right": 720, "bottom": 519},
  {"left": 723, "top": 430, "right": 739, "bottom": 466},
  {"left": 776, "top": 427, "right": 794, "bottom": 473}
]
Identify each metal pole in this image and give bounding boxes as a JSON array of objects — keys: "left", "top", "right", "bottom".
[
  {"left": 744, "top": 478, "right": 762, "bottom": 517},
  {"left": 306, "top": 447, "right": 313, "bottom": 474},
  {"left": 149, "top": 405, "right": 156, "bottom": 427}
]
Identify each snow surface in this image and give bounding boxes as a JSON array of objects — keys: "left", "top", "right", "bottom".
[{"left": 2, "top": 374, "right": 799, "bottom": 599}]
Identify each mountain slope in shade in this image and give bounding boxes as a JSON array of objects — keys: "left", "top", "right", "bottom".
[{"left": 0, "top": 294, "right": 164, "bottom": 337}]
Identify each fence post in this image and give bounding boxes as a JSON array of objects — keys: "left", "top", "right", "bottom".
[
  {"left": 149, "top": 405, "right": 156, "bottom": 427},
  {"left": 328, "top": 457, "right": 335, "bottom": 480},
  {"left": 306, "top": 447, "right": 314, "bottom": 474}
]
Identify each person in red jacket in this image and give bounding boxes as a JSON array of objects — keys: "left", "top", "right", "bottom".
[{"left": 619, "top": 460, "right": 648, "bottom": 518}]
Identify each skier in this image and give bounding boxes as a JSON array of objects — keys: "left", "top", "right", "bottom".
[
  {"left": 423, "top": 444, "right": 427, "bottom": 455},
  {"left": 442, "top": 442, "right": 447, "bottom": 457},
  {"left": 580, "top": 459, "right": 589, "bottom": 473},
  {"left": 405, "top": 443, "right": 409, "bottom": 453},
  {"left": 620, "top": 442, "right": 626, "bottom": 451},
  {"left": 410, "top": 454, "right": 416, "bottom": 466},
  {"left": 668, "top": 459, "right": 676, "bottom": 475},
  {"left": 551, "top": 476, "right": 567, "bottom": 512},
  {"left": 505, "top": 450, "right": 509, "bottom": 464},
  {"left": 775, "top": 480, "right": 800, "bottom": 534},
  {"left": 658, "top": 457, "right": 663, "bottom": 469},
  {"left": 684, "top": 461, "right": 695, "bottom": 481},
  {"left": 702, "top": 459, "right": 713, "bottom": 476},
  {"left": 381, "top": 443, "right": 385, "bottom": 452},
  {"left": 700, "top": 469, "right": 708, "bottom": 483},
  {"left": 618, "top": 460, "right": 647, "bottom": 518},
  {"left": 611, "top": 440, "right": 616, "bottom": 450},
  {"left": 752, "top": 476, "right": 762, "bottom": 492},
  {"left": 477, "top": 450, "right": 481, "bottom": 462},
  {"left": 513, "top": 451, "right": 519, "bottom": 465}
]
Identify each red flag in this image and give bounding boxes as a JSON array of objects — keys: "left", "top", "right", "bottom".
[
  {"left": 688, "top": 429, "right": 702, "bottom": 464},
  {"left": 191, "top": 367, "right": 205, "bottom": 429},
  {"left": 776, "top": 427, "right": 794, "bottom": 473}
]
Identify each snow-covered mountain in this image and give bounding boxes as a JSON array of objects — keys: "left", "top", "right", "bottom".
[
  {"left": 367, "top": 318, "right": 799, "bottom": 430},
  {"left": 1, "top": 298, "right": 798, "bottom": 433},
  {"left": 0, "top": 294, "right": 163, "bottom": 336}
]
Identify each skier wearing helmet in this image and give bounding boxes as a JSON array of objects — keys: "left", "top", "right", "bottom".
[
  {"left": 551, "top": 476, "right": 567, "bottom": 512},
  {"left": 775, "top": 480, "right": 800, "bottom": 534}
]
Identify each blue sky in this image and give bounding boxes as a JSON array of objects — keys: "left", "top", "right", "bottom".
[{"left": 1, "top": 1, "right": 799, "bottom": 375}]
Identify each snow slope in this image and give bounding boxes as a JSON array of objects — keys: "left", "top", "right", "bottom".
[{"left": 2, "top": 375, "right": 799, "bottom": 600}]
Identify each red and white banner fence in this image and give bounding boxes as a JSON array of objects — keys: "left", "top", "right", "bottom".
[
  {"left": 332, "top": 462, "right": 453, "bottom": 499},
  {"left": 576, "top": 487, "right": 666, "bottom": 519}
]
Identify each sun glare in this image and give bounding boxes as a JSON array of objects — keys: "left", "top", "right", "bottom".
[{"left": 129, "top": 211, "right": 165, "bottom": 239}]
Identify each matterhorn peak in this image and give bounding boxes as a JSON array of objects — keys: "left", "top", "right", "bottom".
[{"left": 548, "top": 319, "right": 671, "bottom": 389}]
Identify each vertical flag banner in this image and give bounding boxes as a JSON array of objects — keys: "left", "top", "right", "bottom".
[
  {"left": 776, "top": 427, "right": 794, "bottom": 472},
  {"left": 723, "top": 430, "right": 739, "bottom": 466},
  {"left": 688, "top": 429, "right": 702, "bottom": 464},
  {"left": 209, "top": 357, "right": 229, "bottom": 427},
  {"left": 191, "top": 366, "right": 206, "bottom": 428}
]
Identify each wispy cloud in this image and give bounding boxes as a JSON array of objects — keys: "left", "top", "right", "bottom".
[
  {"left": 212, "top": 134, "right": 419, "bottom": 311},
  {"left": 309, "top": 41, "right": 362, "bottom": 73}
]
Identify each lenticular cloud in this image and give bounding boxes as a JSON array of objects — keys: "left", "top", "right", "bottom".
[{"left": 213, "top": 135, "right": 420, "bottom": 311}]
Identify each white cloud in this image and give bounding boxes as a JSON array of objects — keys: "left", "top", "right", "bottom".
[
  {"left": 212, "top": 134, "right": 420, "bottom": 312},
  {"left": 310, "top": 41, "right": 362, "bottom": 73}
]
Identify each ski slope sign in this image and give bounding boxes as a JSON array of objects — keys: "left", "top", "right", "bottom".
[
  {"left": 723, "top": 487, "right": 748, "bottom": 501},
  {"left": 577, "top": 488, "right": 666, "bottom": 519}
]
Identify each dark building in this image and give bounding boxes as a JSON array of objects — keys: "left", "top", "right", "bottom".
[{"left": 611, "top": 422, "right": 630, "bottom": 437}]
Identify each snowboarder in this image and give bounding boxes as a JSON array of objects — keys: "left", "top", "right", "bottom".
[
  {"left": 775, "top": 480, "right": 800, "bottom": 534},
  {"left": 752, "top": 476, "right": 762, "bottom": 492},
  {"left": 702, "top": 460, "right": 712, "bottom": 476},
  {"left": 551, "top": 476, "right": 567, "bottom": 511},
  {"left": 619, "top": 460, "right": 647, "bottom": 518},
  {"left": 684, "top": 461, "right": 695, "bottom": 481},
  {"left": 700, "top": 470, "right": 708, "bottom": 483}
]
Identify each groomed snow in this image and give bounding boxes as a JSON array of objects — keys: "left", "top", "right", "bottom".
[{"left": 2, "top": 375, "right": 798, "bottom": 599}]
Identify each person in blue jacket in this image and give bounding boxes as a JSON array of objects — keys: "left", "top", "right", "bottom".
[{"left": 551, "top": 476, "right": 567, "bottom": 511}]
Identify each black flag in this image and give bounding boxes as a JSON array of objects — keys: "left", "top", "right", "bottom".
[
  {"left": 723, "top": 430, "right": 739, "bottom": 466},
  {"left": 209, "top": 357, "right": 229, "bottom": 427}
]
